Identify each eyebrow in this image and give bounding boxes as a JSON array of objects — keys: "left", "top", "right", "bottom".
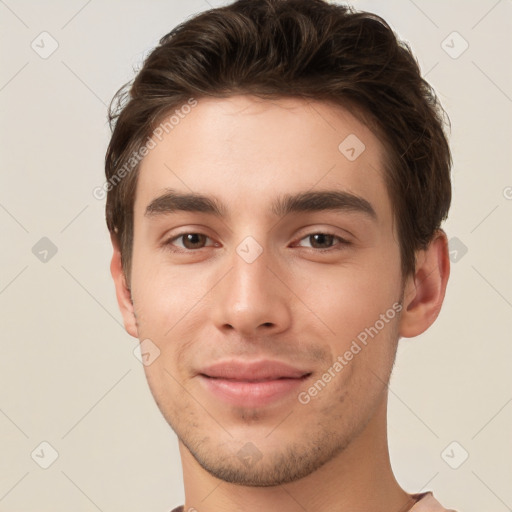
[{"left": 145, "top": 188, "right": 377, "bottom": 221}]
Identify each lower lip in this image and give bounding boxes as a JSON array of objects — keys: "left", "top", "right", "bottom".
[{"left": 198, "top": 374, "right": 310, "bottom": 407}]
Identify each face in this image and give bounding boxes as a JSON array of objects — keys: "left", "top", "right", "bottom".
[{"left": 126, "top": 95, "right": 406, "bottom": 485}]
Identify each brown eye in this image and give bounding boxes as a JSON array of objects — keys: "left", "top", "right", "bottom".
[
  {"left": 167, "top": 233, "right": 211, "bottom": 251},
  {"left": 296, "top": 232, "right": 349, "bottom": 252},
  {"left": 182, "top": 233, "right": 208, "bottom": 249},
  {"left": 308, "top": 233, "right": 336, "bottom": 249}
]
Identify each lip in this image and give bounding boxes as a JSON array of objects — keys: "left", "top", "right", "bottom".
[
  {"left": 199, "top": 359, "right": 310, "bottom": 380},
  {"left": 197, "top": 359, "right": 312, "bottom": 407}
]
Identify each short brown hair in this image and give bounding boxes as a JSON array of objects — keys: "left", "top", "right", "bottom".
[{"left": 105, "top": 0, "right": 451, "bottom": 282}]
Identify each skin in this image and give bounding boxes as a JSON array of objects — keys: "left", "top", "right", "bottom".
[{"left": 111, "top": 95, "right": 450, "bottom": 512}]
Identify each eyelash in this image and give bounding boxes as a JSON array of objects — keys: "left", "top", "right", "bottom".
[{"left": 163, "top": 231, "right": 350, "bottom": 253}]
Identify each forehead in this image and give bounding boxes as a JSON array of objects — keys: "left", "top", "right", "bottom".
[{"left": 135, "top": 95, "right": 392, "bottom": 225}]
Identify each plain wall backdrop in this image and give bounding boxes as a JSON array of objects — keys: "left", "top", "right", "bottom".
[{"left": 0, "top": 1, "right": 511, "bottom": 511}]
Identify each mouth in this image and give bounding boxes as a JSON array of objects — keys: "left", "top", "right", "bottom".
[{"left": 197, "top": 359, "right": 312, "bottom": 407}]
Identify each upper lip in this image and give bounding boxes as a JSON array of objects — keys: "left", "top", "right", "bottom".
[{"left": 198, "top": 360, "right": 311, "bottom": 381}]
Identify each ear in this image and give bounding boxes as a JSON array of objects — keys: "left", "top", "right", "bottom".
[
  {"left": 399, "top": 229, "right": 450, "bottom": 338},
  {"left": 110, "top": 234, "right": 138, "bottom": 338}
]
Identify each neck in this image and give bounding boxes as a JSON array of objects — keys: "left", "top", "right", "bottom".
[{"left": 179, "top": 394, "right": 415, "bottom": 512}]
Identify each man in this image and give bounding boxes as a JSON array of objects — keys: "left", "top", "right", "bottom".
[{"left": 105, "top": 0, "right": 458, "bottom": 510}]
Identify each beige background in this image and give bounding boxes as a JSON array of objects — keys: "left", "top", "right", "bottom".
[{"left": 1, "top": 1, "right": 511, "bottom": 511}]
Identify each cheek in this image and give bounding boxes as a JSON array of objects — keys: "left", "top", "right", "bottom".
[
  {"left": 298, "top": 259, "right": 401, "bottom": 338},
  {"left": 130, "top": 246, "right": 198, "bottom": 325}
]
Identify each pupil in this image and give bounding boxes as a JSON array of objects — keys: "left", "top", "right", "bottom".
[
  {"left": 185, "top": 233, "right": 203, "bottom": 248},
  {"left": 312, "top": 234, "right": 332, "bottom": 248}
]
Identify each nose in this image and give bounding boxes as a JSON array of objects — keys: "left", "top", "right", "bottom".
[{"left": 210, "top": 241, "right": 293, "bottom": 338}]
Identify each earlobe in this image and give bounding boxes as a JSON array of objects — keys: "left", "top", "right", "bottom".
[
  {"left": 110, "top": 234, "right": 139, "bottom": 338},
  {"left": 399, "top": 230, "right": 450, "bottom": 338}
]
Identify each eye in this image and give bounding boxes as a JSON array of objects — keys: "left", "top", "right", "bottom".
[
  {"left": 163, "top": 231, "right": 350, "bottom": 253},
  {"left": 165, "top": 232, "right": 214, "bottom": 251},
  {"left": 295, "top": 232, "right": 350, "bottom": 251}
]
